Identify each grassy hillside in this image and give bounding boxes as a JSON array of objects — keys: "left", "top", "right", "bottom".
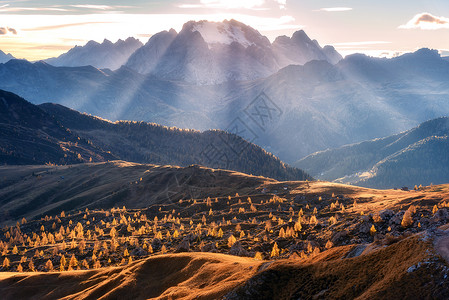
[
  {"left": 0, "top": 161, "right": 275, "bottom": 225},
  {"left": 0, "top": 175, "right": 449, "bottom": 298},
  {"left": 40, "top": 102, "right": 311, "bottom": 181},
  {"left": 0, "top": 90, "right": 115, "bottom": 165}
]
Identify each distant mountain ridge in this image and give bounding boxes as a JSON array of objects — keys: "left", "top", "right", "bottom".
[
  {"left": 0, "top": 50, "right": 14, "bottom": 64},
  {"left": 125, "top": 19, "right": 342, "bottom": 84},
  {"left": 295, "top": 117, "right": 449, "bottom": 188},
  {"left": 45, "top": 37, "right": 143, "bottom": 70}
]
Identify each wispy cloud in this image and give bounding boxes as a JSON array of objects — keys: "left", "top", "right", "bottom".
[
  {"left": 333, "top": 41, "right": 391, "bottom": 46},
  {"left": 179, "top": 0, "right": 265, "bottom": 10},
  {"left": 70, "top": 5, "right": 133, "bottom": 10},
  {"left": 71, "top": 5, "right": 115, "bottom": 10},
  {"left": 399, "top": 12, "right": 449, "bottom": 30},
  {"left": 337, "top": 49, "right": 406, "bottom": 59},
  {"left": 274, "top": 0, "right": 286, "bottom": 9},
  {"left": 0, "top": 5, "right": 69, "bottom": 12},
  {"left": 22, "top": 22, "right": 115, "bottom": 32},
  {"left": 318, "top": 7, "right": 352, "bottom": 12}
]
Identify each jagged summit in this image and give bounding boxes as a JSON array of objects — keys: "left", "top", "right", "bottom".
[
  {"left": 0, "top": 49, "right": 14, "bottom": 63},
  {"left": 182, "top": 19, "right": 270, "bottom": 49},
  {"left": 125, "top": 19, "right": 341, "bottom": 84},
  {"left": 45, "top": 37, "right": 143, "bottom": 70}
]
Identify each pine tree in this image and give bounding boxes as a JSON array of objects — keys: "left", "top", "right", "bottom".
[
  {"left": 93, "top": 260, "right": 101, "bottom": 269},
  {"left": 2, "top": 257, "right": 10, "bottom": 268},
  {"left": 28, "top": 259, "right": 35, "bottom": 272},
  {"left": 82, "top": 259, "right": 89, "bottom": 269},
  {"left": 401, "top": 210, "right": 413, "bottom": 228},
  {"left": 228, "top": 235, "right": 237, "bottom": 247},
  {"left": 254, "top": 252, "right": 263, "bottom": 260},
  {"left": 270, "top": 242, "right": 280, "bottom": 257},
  {"left": 433, "top": 205, "right": 439, "bottom": 215},
  {"left": 69, "top": 254, "right": 78, "bottom": 269},
  {"left": 370, "top": 225, "right": 377, "bottom": 236},
  {"left": 45, "top": 259, "right": 54, "bottom": 271}
]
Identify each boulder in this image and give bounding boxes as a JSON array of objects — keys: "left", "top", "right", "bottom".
[
  {"left": 229, "top": 242, "right": 249, "bottom": 257},
  {"left": 175, "top": 238, "right": 190, "bottom": 253}
]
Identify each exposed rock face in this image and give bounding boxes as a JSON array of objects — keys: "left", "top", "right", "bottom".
[
  {"left": 132, "top": 247, "right": 148, "bottom": 257},
  {"left": 201, "top": 242, "right": 217, "bottom": 253},
  {"left": 432, "top": 209, "right": 449, "bottom": 223},
  {"left": 229, "top": 242, "right": 249, "bottom": 257},
  {"left": 175, "top": 239, "right": 190, "bottom": 253}
]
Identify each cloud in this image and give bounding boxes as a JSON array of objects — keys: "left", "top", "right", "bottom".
[
  {"left": 71, "top": 5, "right": 115, "bottom": 10},
  {"left": 333, "top": 41, "right": 391, "bottom": 46},
  {"left": 70, "top": 5, "right": 133, "bottom": 10},
  {"left": 337, "top": 49, "right": 406, "bottom": 59},
  {"left": 274, "top": 0, "right": 286, "bottom": 9},
  {"left": 22, "top": 22, "right": 115, "bottom": 32},
  {"left": 179, "top": 0, "right": 265, "bottom": 10},
  {"left": 399, "top": 12, "right": 449, "bottom": 30},
  {"left": 0, "top": 26, "right": 17, "bottom": 35},
  {"left": 0, "top": 6, "right": 69, "bottom": 12},
  {"left": 318, "top": 7, "right": 352, "bottom": 12},
  {"left": 7, "top": 27, "right": 17, "bottom": 34}
]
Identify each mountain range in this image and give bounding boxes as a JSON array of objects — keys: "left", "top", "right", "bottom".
[
  {"left": 296, "top": 117, "right": 449, "bottom": 188},
  {"left": 124, "top": 20, "right": 341, "bottom": 84},
  {"left": 43, "top": 19, "right": 341, "bottom": 84},
  {"left": 0, "top": 47, "right": 448, "bottom": 165},
  {"left": 44, "top": 37, "right": 143, "bottom": 70},
  {"left": 0, "top": 89, "right": 310, "bottom": 181}
]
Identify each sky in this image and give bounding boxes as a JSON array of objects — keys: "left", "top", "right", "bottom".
[{"left": 0, "top": 0, "right": 448, "bottom": 60}]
